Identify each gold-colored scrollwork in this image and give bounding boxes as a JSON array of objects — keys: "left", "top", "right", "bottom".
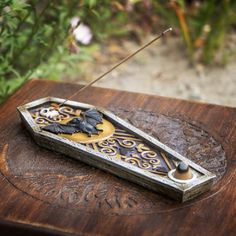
[
  {"left": 98, "top": 140, "right": 116, "bottom": 148},
  {"left": 31, "top": 104, "right": 174, "bottom": 176},
  {"left": 97, "top": 140, "right": 117, "bottom": 156},
  {"left": 125, "top": 157, "right": 151, "bottom": 170},
  {"left": 97, "top": 140, "right": 108, "bottom": 147},
  {"left": 59, "top": 106, "right": 80, "bottom": 118},
  {"left": 136, "top": 143, "right": 158, "bottom": 160},
  {"left": 136, "top": 143, "right": 149, "bottom": 152},
  {"left": 141, "top": 161, "right": 152, "bottom": 169},
  {"left": 34, "top": 116, "right": 51, "bottom": 125},
  {"left": 100, "top": 147, "right": 117, "bottom": 156},
  {"left": 59, "top": 106, "right": 74, "bottom": 114},
  {"left": 116, "top": 139, "right": 136, "bottom": 148},
  {"left": 141, "top": 150, "right": 157, "bottom": 160},
  {"left": 149, "top": 159, "right": 161, "bottom": 168},
  {"left": 89, "top": 132, "right": 173, "bottom": 176},
  {"left": 125, "top": 157, "right": 142, "bottom": 167},
  {"left": 106, "top": 138, "right": 117, "bottom": 145},
  {"left": 32, "top": 104, "right": 81, "bottom": 125}
]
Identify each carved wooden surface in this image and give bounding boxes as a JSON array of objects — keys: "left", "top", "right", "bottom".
[{"left": 0, "top": 79, "right": 235, "bottom": 235}]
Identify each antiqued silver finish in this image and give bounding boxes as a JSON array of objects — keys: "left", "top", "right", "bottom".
[{"left": 17, "top": 97, "right": 216, "bottom": 202}]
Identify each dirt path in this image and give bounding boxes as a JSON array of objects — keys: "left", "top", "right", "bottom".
[{"left": 67, "top": 37, "right": 236, "bottom": 107}]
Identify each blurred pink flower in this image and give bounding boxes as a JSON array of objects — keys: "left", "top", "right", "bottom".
[
  {"left": 70, "top": 16, "right": 81, "bottom": 29},
  {"left": 70, "top": 16, "right": 93, "bottom": 45}
]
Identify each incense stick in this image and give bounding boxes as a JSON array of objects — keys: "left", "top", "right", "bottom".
[{"left": 59, "top": 27, "right": 172, "bottom": 106}]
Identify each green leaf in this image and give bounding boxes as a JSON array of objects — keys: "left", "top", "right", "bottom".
[{"left": 88, "top": 0, "right": 97, "bottom": 8}]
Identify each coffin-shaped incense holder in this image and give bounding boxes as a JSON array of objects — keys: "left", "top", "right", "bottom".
[{"left": 17, "top": 97, "right": 216, "bottom": 202}]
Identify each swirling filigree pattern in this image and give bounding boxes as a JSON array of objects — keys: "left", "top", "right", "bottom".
[
  {"left": 31, "top": 103, "right": 81, "bottom": 125},
  {"left": 86, "top": 129, "right": 176, "bottom": 175},
  {"left": 30, "top": 104, "right": 176, "bottom": 176}
]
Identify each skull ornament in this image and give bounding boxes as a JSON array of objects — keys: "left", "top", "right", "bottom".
[{"left": 39, "top": 108, "right": 59, "bottom": 119}]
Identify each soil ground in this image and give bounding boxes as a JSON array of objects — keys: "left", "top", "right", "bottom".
[{"left": 66, "top": 36, "right": 236, "bottom": 107}]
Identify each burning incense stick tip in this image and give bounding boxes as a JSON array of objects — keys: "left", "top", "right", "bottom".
[{"left": 162, "top": 27, "right": 172, "bottom": 35}]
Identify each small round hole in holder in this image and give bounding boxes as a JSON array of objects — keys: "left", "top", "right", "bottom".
[{"left": 168, "top": 162, "right": 196, "bottom": 184}]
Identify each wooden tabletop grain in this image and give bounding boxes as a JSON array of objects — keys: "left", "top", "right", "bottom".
[{"left": 0, "top": 79, "right": 235, "bottom": 236}]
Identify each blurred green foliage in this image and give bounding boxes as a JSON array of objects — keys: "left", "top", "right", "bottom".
[
  {"left": 0, "top": 0, "right": 236, "bottom": 103},
  {"left": 0, "top": 0, "right": 131, "bottom": 103},
  {"left": 154, "top": 0, "right": 236, "bottom": 63},
  {"left": 0, "top": 0, "right": 76, "bottom": 102}
]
